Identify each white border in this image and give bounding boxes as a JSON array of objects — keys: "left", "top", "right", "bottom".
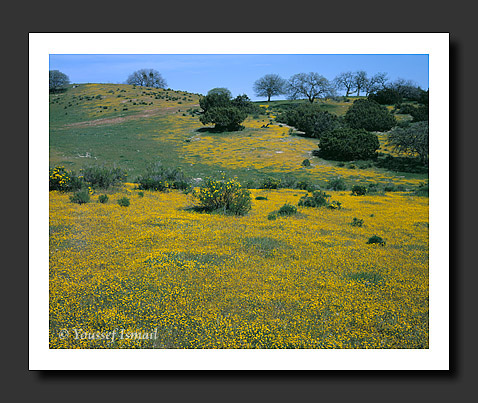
[{"left": 30, "top": 33, "right": 449, "bottom": 370}]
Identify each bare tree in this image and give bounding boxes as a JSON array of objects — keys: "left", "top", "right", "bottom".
[
  {"left": 126, "top": 69, "right": 167, "bottom": 88},
  {"left": 353, "top": 70, "right": 368, "bottom": 97},
  {"left": 364, "top": 72, "right": 389, "bottom": 96},
  {"left": 389, "top": 78, "right": 420, "bottom": 98},
  {"left": 333, "top": 72, "right": 356, "bottom": 96},
  {"left": 253, "top": 74, "right": 286, "bottom": 102},
  {"left": 287, "top": 72, "right": 331, "bottom": 103}
]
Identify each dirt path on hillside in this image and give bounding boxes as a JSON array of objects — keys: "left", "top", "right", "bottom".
[{"left": 64, "top": 105, "right": 198, "bottom": 128}]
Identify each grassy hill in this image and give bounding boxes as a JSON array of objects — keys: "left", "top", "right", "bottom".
[{"left": 50, "top": 83, "right": 426, "bottom": 190}]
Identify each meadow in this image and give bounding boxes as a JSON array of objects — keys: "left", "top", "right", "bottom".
[{"left": 49, "top": 83, "right": 429, "bottom": 349}]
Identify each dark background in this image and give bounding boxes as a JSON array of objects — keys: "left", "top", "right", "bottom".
[{"left": 7, "top": 0, "right": 476, "bottom": 399}]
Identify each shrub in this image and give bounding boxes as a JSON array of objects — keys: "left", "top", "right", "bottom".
[
  {"left": 327, "top": 200, "right": 342, "bottom": 210},
  {"left": 328, "top": 177, "right": 347, "bottom": 191},
  {"left": 260, "top": 177, "right": 281, "bottom": 189},
  {"left": 351, "top": 217, "right": 364, "bottom": 227},
  {"left": 368, "top": 88, "right": 403, "bottom": 105},
  {"left": 367, "top": 235, "right": 386, "bottom": 246},
  {"left": 397, "top": 104, "right": 418, "bottom": 115},
  {"left": 413, "top": 181, "right": 429, "bottom": 197},
  {"left": 317, "top": 128, "right": 380, "bottom": 161},
  {"left": 277, "top": 203, "right": 297, "bottom": 216},
  {"left": 280, "top": 175, "right": 297, "bottom": 189},
  {"left": 410, "top": 104, "right": 428, "bottom": 122},
  {"left": 136, "top": 163, "right": 190, "bottom": 191},
  {"left": 296, "top": 180, "right": 316, "bottom": 192},
  {"left": 344, "top": 99, "right": 396, "bottom": 132},
  {"left": 97, "top": 194, "right": 109, "bottom": 203},
  {"left": 137, "top": 191, "right": 144, "bottom": 198},
  {"left": 69, "top": 188, "right": 90, "bottom": 204},
  {"left": 387, "top": 121, "right": 429, "bottom": 164},
  {"left": 367, "top": 182, "right": 381, "bottom": 194},
  {"left": 267, "top": 212, "right": 277, "bottom": 220},
  {"left": 301, "top": 159, "right": 311, "bottom": 167},
  {"left": 117, "top": 197, "right": 130, "bottom": 207},
  {"left": 277, "top": 103, "right": 342, "bottom": 138},
  {"left": 298, "top": 190, "right": 331, "bottom": 207},
  {"left": 49, "top": 166, "right": 83, "bottom": 192},
  {"left": 255, "top": 196, "right": 268, "bottom": 200},
  {"left": 384, "top": 184, "right": 396, "bottom": 192},
  {"left": 80, "top": 165, "right": 127, "bottom": 189},
  {"left": 351, "top": 185, "right": 367, "bottom": 196},
  {"left": 194, "top": 177, "right": 252, "bottom": 215}
]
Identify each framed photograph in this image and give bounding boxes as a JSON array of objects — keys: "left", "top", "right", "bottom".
[{"left": 29, "top": 32, "right": 449, "bottom": 370}]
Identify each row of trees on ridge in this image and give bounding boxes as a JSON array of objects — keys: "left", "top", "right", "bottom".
[{"left": 252, "top": 71, "right": 426, "bottom": 102}]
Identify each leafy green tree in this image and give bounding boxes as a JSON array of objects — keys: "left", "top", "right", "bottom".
[
  {"left": 199, "top": 89, "right": 249, "bottom": 131},
  {"left": 253, "top": 74, "right": 286, "bottom": 102},
  {"left": 49, "top": 70, "right": 70, "bottom": 93},
  {"left": 345, "top": 99, "right": 396, "bottom": 131},
  {"left": 206, "top": 87, "right": 232, "bottom": 98},
  {"left": 317, "top": 128, "right": 380, "bottom": 161},
  {"left": 126, "top": 68, "right": 167, "bottom": 88}
]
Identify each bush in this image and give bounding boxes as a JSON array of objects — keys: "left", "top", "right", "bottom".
[
  {"left": 260, "top": 177, "right": 281, "bottom": 189},
  {"left": 80, "top": 165, "right": 127, "bottom": 189},
  {"left": 277, "top": 203, "right": 297, "bottom": 216},
  {"left": 367, "top": 235, "right": 386, "bottom": 246},
  {"left": 97, "top": 194, "right": 109, "bottom": 203},
  {"left": 69, "top": 188, "right": 90, "bottom": 204},
  {"left": 410, "top": 104, "right": 429, "bottom": 122},
  {"left": 276, "top": 103, "right": 342, "bottom": 138},
  {"left": 49, "top": 166, "right": 83, "bottom": 192},
  {"left": 387, "top": 121, "right": 429, "bottom": 164},
  {"left": 296, "top": 179, "right": 316, "bottom": 192},
  {"left": 351, "top": 185, "right": 367, "bottom": 196},
  {"left": 351, "top": 217, "right": 364, "bottom": 227},
  {"left": 327, "top": 177, "right": 347, "bottom": 191},
  {"left": 367, "top": 182, "right": 381, "bottom": 194},
  {"left": 301, "top": 158, "right": 311, "bottom": 167},
  {"left": 267, "top": 212, "right": 277, "bottom": 220},
  {"left": 368, "top": 88, "right": 403, "bottom": 105},
  {"left": 327, "top": 200, "right": 342, "bottom": 210},
  {"left": 317, "top": 128, "right": 380, "bottom": 161},
  {"left": 194, "top": 177, "right": 252, "bottom": 215},
  {"left": 136, "top": 163, "right": 190, "bottom": 191},
  {"left": 413, "top": 181, "right": 429, "bottom": 197},
  {"left": 117, "top": 197, "right": 130, "bottom": 207},
  {"left": 344, "top": 99, "right": 396, "bottom": 132},
  {"left": 298, "top": 190, "right": 330, "bottom": 208},
  {"left": 397, "top": 104, "right": 418, "bottom": 115}
]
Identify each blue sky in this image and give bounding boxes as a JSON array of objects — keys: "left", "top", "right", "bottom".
[{"left": 49, "top": 54, "right": 428, "bottom": 101}]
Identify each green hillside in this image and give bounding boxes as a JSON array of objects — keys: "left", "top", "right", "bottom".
[{"left": 50, "top": 83, "right": 426, "bottom": 190}]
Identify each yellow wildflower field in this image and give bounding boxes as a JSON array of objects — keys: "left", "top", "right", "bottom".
[
  {"left": 181, "top": 117, "right": 425, "bottom": 188},
  {"left": 49, "top": 185, "right": 428, "bottom": 349}
]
